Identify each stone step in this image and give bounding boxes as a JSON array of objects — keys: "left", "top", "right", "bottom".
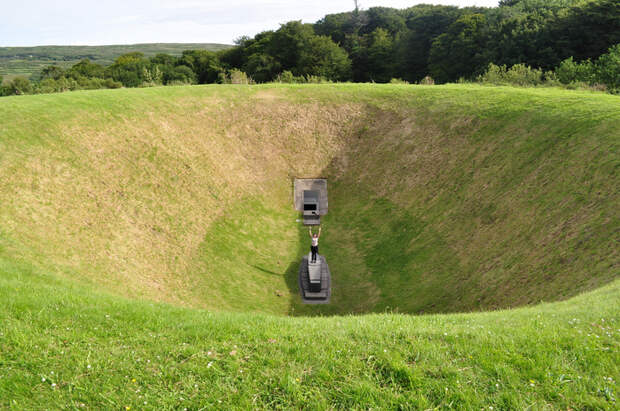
[{"left": 304, "top": 291, "right": 328, "bottom": 299}]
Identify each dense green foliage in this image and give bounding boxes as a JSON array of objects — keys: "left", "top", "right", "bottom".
[
  {"left": 1, "top": 0, "right": 618, "bottom": 97},
  {"left": 477, "top": 43, "right": 620, "bottom": 92},
  {"left": 222, "top": 0, "right": 618, "bottom": 85}
]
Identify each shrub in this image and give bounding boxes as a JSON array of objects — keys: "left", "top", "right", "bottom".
[
  {"left": 595, "top": 44, "right": 620, "bottom": 92},
  {"left": 555, "top": 57, "right": 595, "bottom": 84},
  {"left": 564, "top": 81, "right": 607, "bottom": 93},
  {"left": 419, "top": 76, "right": 435, "bottom": 85},
  {"left": 141, "top": 66, "right": 163, "bottom": 86},
  {"left": 229, "top": 69, "right": 254, "bottom": 85},
  {"left": 478, "top": 63, "right": 544, "bottom": 86},
  {"left": 166, "top": 80, "right": 192, "bottom": 86},
  {"left": 35, "top": 76, "right": 121, "bottom": 95},
  {"left": 276, "top": 71, "right": 296, "bottom": 83},
  {"left": 504, "top": 64, "right": 544, "bottom": 86},
  {"left": 551, "top": 45, "right": 619, "bottom": 93},
  {"left": 105, "top": 79, "right": 122, "bottom": 89},
  {"left": 304, "top": 75, "right": 330, "bottom": 84},
  {"left": 38, "top": 78, "right": 62, "bottom": 94},
  {"left": 543, "top": 71, "right": 561, "bottom": 87},
  {"left": 478, "top": 63, "right": 504, "bottom": 84},
  {"left": 217, "top": 71, "right": 229, "bottom": 84},
  {"left": 168, "top": 65, "right": 196, "bottom": 85},
  {"left": 272, "top": 72, "right": 330, "bottom": 84},
  {"left": 6, "top": 76, "right": 33, "bottom": 95}
]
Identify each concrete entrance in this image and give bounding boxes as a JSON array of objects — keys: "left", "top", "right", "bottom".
[{"left": 293, "top": 179, "right": 328, "bottom": 216}]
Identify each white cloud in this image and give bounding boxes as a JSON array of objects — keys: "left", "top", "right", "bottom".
[{"left": 1, "top": 0, "right": 499, "bottom": 46}]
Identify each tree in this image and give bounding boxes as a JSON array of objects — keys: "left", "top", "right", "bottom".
[
  {"left": 488, "top": 9, "right": 561, "bottom": 71},
  {"left": 245, "top": 53, "right": 280, "bottom": 83},
  {"left": 551, "top": 0, "right": 620, "bottom": 62},
  {"left": 105, "top": 53, "right": 149, "bottom": 87},
  {"left": 555, "top": 57, "right": 595, "bottom": 84},
  {"left": 150, "top": 53, "right": 178, "bottom": 66},
  {"left": 218, "top": 43, "right": 246, "bottom": 70},
  {"left": 360, "top": 7, "right": 406, "bottom": 35},
  {"left": 114, "top": 52, "right": 145, "bottom": 65},
  {"left": 347, "top": 34, "right": 370, "bottom": 82},
  {"left": 504, "top": 1, "right": 585, "bottom": 13},
  {"left": 231, "top": 21, "right": 352, "bottom": 82},
  {"left": 595, "top": 43, "right": 620, "bottom": 91},
  {"left": 6, "top": 76, "right": 33, "bottom": 95},
  {"left": 315, "top": 12, "right": 356, "bottom": 46},
  {"left": 499, "top": 0, "right": 521, "bottom": 6},
  {"left": 68, "top": 59, "right": 105, "bottom": 79},
  {"left": 429, "top": 14, "right": 492, "bottom": 83},
  {"left": 366, "top": 28, "right": 394, "bottom": 82},
  {"left": 40, "top": 65, "right": 65, "bottom": 80},
  {"left": 268, "top": 21, "right": 315, "bottom": 72},
  {"left": 180, "top": 50, "right": 222, "bottom": 84},
  {"left": 168, "top": 65, "right": 196, "bottom": 84},
  {"left": 298, "top": 35, "right": 352, "bottom": 81},
  {"left": 235, "top": 31, "right": 277, "bottom": 81},
  {"left": 142, "top": 66, "right": 163, "bottom": 85},
  {"left": 394, "top": 5, "right": 461, "bottom": 82}
]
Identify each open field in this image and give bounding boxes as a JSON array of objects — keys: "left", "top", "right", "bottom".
[
  {"left": 0, "top": 43, "right": 232, "bottom": 81},
  {"left": 0, "top": 84, "right": 618, "bottom": 408}
]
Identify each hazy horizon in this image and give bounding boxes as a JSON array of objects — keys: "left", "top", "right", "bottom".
[{"left": 2, "top": 1, "right": 498, "bottom": 47}]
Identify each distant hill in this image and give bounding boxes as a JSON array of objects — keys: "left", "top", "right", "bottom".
[{"left": 0, "top": 43, "right": 232, "bottom": 81}]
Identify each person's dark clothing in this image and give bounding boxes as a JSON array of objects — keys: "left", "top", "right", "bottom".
[{"left": 310, "top": 245, "right": 318, "bottom": 263}]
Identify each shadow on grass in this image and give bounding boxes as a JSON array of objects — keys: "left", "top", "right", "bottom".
[
  {"left": 249, "top": 265, "right": 285, "bottom": 277},
  {"left": 283, "top": 223, "right": 307, "bottom": 316}
]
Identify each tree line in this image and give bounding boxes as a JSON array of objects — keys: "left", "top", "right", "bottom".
[{"left": 1, "top": 0, "right": 619, "bottom": 96}]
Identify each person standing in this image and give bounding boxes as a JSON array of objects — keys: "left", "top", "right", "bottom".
[{"left": 309, "top": 226, "right": 321, "bottom": 263}]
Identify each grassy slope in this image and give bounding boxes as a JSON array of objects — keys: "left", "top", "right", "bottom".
[
  {"left": 0, "top": 84, "right": 618, "bottom": 317},
  {"left": 315, "top": 85, "right": 620, "bottom": 315},
  {"left": 1, "top": 257, "right": 618, "bottom": 409},
  {"left": 0, "top": 84, "right": 619, "bottom": 408},
  {"left": 0, "top": 43, "right": 232, "bottom": 81}
]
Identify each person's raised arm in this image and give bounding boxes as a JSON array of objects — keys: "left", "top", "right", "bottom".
[
  {"left": 308, "top": 227, "right": 312, "bottom": 238},
  {"left": 318, "top": 226, "right": 322, "bottom": 238}
]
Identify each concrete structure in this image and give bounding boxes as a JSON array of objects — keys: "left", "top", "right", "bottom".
[
  {"left": 307, "top": 253, "right": 322, "bottom": 291},
  {"left": 302, "top": 190, "right": 321, "bottom": 226},
  {"left": 298, "top": 254, "right": 331, "bottom": 304},
  {"left": 294, "top": 179, "right": 328, "bottom": 220},
  {"left": 294, "top": 178, "right": 330, "bottom": 303}
]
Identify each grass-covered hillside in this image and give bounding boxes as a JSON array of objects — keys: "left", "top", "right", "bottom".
[
  {"left": 1, "top": 84, "right": 617, "bottom": 316},
  {"left": 0, "top": 84, "right": 618, "bottom": 408}
]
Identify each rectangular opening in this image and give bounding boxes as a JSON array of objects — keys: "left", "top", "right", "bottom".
[
  {"left": 304, "top": 204, "right": 317, "bottom": 211},
  {"left": 295, "top": 182, "right": 327, "bottom": 216}
]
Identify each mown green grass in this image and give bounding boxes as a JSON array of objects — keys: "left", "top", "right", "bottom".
[
  {"left": 1, "top": 255, "right": 618, "bottom": 409},
  {"left": 0, "top": 84, "right": 618, "bottom": 316},
  {"left": 0, "top": 84, "right": 618, "bottom": 407}
]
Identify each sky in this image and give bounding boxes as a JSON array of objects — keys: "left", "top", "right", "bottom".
[{"left": 1, "top": 1, "right": 499, "bottom": 47}]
